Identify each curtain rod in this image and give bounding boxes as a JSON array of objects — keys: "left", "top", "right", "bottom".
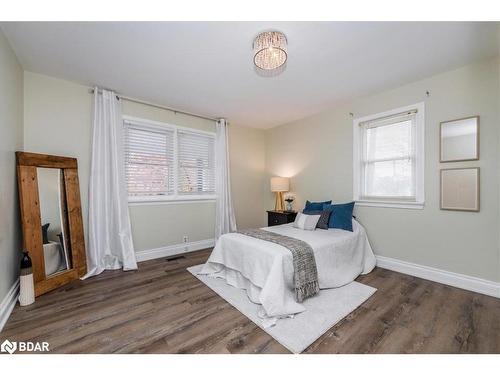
[{"left": 89, "top": 88, "right": 218, "bottom": 122}]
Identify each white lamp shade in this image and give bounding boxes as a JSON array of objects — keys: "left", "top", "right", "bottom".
[{"left": 270, "top": 177, "right": 289, "bottom": 192}]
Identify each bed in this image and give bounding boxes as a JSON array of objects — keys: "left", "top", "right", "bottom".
[
  {"left": 43, "top": 241, "right": 66, "bottom": 275},
  {"left": 199, "top": 219, "right": 376, "bottom": 325}
]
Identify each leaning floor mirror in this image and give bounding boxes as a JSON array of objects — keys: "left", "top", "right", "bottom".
[{"left": 16, "top": 152, "right": 87, "bottom": 296}]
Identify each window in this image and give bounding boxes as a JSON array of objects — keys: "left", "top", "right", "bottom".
[
  {"left": 125, "top": 125, "right": 175, "bottom": 197},
  {"left": 353, "top": 103, "right": 424, "bottom": 209},
  {"left": 124, "top": 117, "right": 216, "bottom": 203},
  {"left": 177, "top": 130, "right": 215, "bottom": 195}
]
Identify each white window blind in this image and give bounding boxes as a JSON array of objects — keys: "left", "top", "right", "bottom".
[
  {"left": 178, "top": 130, "right": 215, "bottom": 195},
  {"left": 125, "top": 124, "right": 175, "bottom": 196},
  {"left": 361, "top": 111, "right": 416, "bottom": 200},
  {"left": 123, "top": 118, "right": 216, "bottom": 202},
  {"left": 353, "top": 103, "right": 424, "bottom": 209}
]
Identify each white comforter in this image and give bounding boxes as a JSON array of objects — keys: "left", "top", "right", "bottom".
[{"left": 199, "top": 219, "right": 376, "bottom": 323}]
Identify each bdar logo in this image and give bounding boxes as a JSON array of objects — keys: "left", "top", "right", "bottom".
[
  {"left": 1, "top": 339, "right": 17, "bottom": 354},
  {"left": 0, "top": 339, "right": 49, "bottom": 353}
]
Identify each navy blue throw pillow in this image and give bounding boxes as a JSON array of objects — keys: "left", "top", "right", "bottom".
[
  {"left": 304, "top": 200, "right": 332, "bottom": 211},
  {"left": 323, "top": 202, "right": 355, "bottom": 232},
  {"left": 302, "top": 209, "right": 332, "bottom": 229}
]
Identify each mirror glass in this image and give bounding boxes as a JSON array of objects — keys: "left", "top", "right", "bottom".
[
  {"left": 440, "top": 117, "right": 478, "bottom": 162},
  {"left": 37, "top": 168, "right": 72, "bottom": 276},
  {"left": 440, "top": 168, "right": 479, "bottom": 212}
]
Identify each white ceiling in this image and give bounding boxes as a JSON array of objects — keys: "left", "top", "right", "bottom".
[{"left": 1, "top": 22, "right": 498, "bottom": 128}]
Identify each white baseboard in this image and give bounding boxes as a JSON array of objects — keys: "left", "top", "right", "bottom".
[
  {"left": 137, "top": 243, "right": 499, "bottom": 297},
  {"left": 0, "top": 280, "right": 19, "bottom": 332},
  {"left": 136, "top": 238, "right": 215, "bottom": 262},
  {"left": 376, "top": 255, "right": 500, "bottom": 298}
]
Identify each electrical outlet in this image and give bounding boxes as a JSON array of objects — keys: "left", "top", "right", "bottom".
[{"left": 182, "top": 236, "right": 189, "bottom": 243}]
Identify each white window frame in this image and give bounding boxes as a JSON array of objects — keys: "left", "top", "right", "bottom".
[
  {"left": 353, "top": 103, "right": 425, "bottom": 209},
  {"left": 123, "top": 115, "right": 217, "bottom": 205}
]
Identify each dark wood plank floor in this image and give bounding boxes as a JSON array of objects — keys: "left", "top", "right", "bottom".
[{"left": 2, "top": 249, "right": 499, "bottom": 353}]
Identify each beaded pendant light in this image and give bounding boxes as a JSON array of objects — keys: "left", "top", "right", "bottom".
[{"left": 253, "top": 31, "right": 288, "bottom": 71}]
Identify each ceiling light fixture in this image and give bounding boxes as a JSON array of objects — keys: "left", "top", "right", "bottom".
[{"left": 253, "top": 31, "right": 287, "bottom": 71}]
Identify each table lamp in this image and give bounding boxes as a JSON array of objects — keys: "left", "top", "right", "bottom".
[{"left": 271, "top": 177, "right": 289, "bottom": 211}]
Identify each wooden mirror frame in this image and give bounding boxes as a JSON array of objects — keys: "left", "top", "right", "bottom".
[{"left": 16, "top": 152, "right": 87, "bottom": 296}]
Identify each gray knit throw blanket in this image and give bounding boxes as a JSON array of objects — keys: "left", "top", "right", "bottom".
[{"left": 237, "top": 229, "right": 320, "bottom": 302}]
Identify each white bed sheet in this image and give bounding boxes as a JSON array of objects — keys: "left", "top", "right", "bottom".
[{"left": 199, "top": 219, "right": 376, "bottom": 323}]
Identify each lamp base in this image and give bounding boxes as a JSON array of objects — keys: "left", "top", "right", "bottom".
[{"left": 274, "top": 191, "right": 285, "bottom": 211}]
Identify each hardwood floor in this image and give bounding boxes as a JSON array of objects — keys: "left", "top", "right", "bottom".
[{"left": 2, "top": 249, "right": 499, "bottom": 353}]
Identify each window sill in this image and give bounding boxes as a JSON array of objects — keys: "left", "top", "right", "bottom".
[
  {"left": 355, "top": 200, "right": 424, "bottom": 210},
  {"left": 128, "top": 195, "right": 217, "bottom": 206}
]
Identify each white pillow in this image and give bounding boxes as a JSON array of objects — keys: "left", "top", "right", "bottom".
[{"left": 293, "top": 212, "right": 320, "bottom": 231}]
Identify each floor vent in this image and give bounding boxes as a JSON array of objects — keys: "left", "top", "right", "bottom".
[{"left": 166, "top": 255, "right": 186, "bottom": 262}]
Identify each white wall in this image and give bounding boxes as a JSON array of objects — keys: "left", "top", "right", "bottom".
[
  {"left": 23, "top": 71, "right": 266, "bottom": 253},
  {"left": 0, "top": 30, "right": 23, "bottom": 302},
  {"left": 266, "top": 58, "right": 500, "bottom": 282}
]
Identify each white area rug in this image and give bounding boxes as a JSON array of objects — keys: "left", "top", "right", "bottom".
[{"left": 187, "top": 264, "right": 376, "bottom": 353}]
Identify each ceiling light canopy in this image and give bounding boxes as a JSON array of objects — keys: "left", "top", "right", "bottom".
[{"left": 253, "top": 31, "right": 288, "bottom": 71}]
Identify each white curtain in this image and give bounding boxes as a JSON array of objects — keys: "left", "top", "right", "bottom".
[
  {"left": 215, "top": 119, "right": 237, "bottom": 239},
  {"left": 83, "top": 88, "right": 138, "bottom": 278}
]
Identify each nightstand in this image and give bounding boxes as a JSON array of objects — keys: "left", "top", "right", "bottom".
[{"left": 267, "top": 210, "right": 297, "bottom": 227}]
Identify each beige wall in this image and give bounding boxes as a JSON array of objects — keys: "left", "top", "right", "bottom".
[
  {"left": 498, "top": 25, "right": 500, "bottom": 283},
  {"left": 18, "top": 55, "right": 500, "bottom": 283},
  {"left": 23, "top": 71, "right": 265, "bottom": 252},
  {"left": 0, "top": 30, "right": 23, "bottom": 301},
  {"left": 228, "top": 124, "right": 267, "bottom": 229},
  {"left": 266, "top": 58, "right": 500, "bottom": 282},
  {"left": 122, "top": 98, "right": 218, "bottom": 250},
  {"left": 24, "top": 72, "right": 93, "bottom": 250}
]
